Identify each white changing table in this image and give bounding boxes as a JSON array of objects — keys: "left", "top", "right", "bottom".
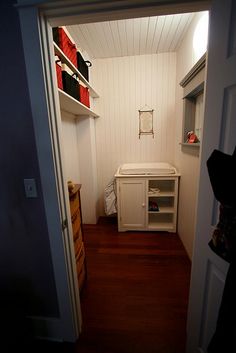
[{"left": 115, "top": 163, "right": 180, "bottom": 232}]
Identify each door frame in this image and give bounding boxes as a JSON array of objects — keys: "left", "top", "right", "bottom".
[{"left": 17, "top": 0, "right": 211, "bottom": 342}]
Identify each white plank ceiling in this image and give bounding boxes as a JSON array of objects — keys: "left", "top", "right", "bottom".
[{"left": 67, "top": 13, "right": 194, "bottom": 59}]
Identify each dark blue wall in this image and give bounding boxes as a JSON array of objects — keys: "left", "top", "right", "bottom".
[{"left": 0, "top": 0, "right": 59, "bottom": 328}]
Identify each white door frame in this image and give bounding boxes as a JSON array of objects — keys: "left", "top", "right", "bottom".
[
  {"left": 17, "top": 0, "right": 210, "bottom": 342},
  {"left": 17, "top": 5, "right": 82, "bottom": 341}
]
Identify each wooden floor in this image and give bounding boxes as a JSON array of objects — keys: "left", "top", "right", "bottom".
[
  {"left": 19, "top": 217, "right": 191, "bottom": 353},
  {"left": 77, "top": 217, "right": 191, "bottom": 353}
]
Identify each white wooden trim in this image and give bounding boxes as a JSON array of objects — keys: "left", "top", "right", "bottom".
[
  {"left": 18, "top": 5, "right": 81, "bottom": 342},
  {"left": 42, "top": 16, "right": 83, "bottom": 336},
  {"left": 16, "top": 1, "right": 211, "bottom": 25},
  {"left": 180, "top": 53, "right": 206, "bottom": 87}
]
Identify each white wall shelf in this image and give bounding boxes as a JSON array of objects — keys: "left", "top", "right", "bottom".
[
  {"left": 54, "top": 43, "right": 99, "bottom": 98},
  {"left": 148, "top": 207, "right": 175, "bottom": 214},
  {"left": 180, "top": 142, "right": 200, "bottom": 148},
  {"left": 59, "top": 89, "right": 99, "bottom": 118},
  {"left": 148, "top": 191, "right": 175, "bottom": 197}
]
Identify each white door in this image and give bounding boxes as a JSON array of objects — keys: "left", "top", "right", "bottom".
[
  {"left": 187, "top": 0, "right": 236, "bottom": 352},
  {"left": 118, "top": 179, "right": 146, "bottom": 231}
]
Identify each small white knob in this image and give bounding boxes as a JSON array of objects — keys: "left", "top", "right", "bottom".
[{"left": 142, "top": 203, "right": 145, "bottom": 208}]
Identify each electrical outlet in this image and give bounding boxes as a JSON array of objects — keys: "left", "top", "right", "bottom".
[{"left": 24, "top": 178, "right": 37, "bottom": 198}]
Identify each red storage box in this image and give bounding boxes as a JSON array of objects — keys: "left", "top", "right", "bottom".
[
  {"left": 79, "top": 84, "right": 90, "bottom": 107},
  {"left": 53, "top": 27, "right": 77, "bottom": 68},
  {"left": 55, "top": 61, "right": 63, "bottom": 90}
]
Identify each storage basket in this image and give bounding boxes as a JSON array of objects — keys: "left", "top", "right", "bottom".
[
  {"left": 77, "top": 51, "right": 91, "bottom": 81},
  {"left": 53, "top": 27, "right": 77, "bottom": 68},
  {"left": 61, "top": 64, "right": 80, "bottom": 101}
]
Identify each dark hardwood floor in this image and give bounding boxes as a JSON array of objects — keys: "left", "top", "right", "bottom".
[
  {"left": 77, "top": 217, "right": 191, "bottom": 353},
  {"left": 17, "top": 217, "right": 191, "bottom": 353}
]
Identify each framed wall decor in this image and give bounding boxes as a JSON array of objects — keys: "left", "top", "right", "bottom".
[{"left": 139, "top": 107, "right": 154, "bottom": 138}]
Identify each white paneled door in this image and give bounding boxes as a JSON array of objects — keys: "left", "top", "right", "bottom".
[
  {"left": 187, "top": 0, "right": 236, "bottom": 352},
  {"left": 118, "top": 179, "right": 146, "bottom": 231}
]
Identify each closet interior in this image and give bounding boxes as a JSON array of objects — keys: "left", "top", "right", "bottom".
[{"left": 51, "top": 10, "right": 208, "bottom": 289}]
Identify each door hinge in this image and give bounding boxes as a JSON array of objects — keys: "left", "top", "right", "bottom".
[{"left": 62, "top": 219, "right": 68, "bottom": 231}]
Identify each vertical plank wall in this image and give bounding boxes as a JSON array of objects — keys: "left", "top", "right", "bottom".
[
  {"left": 92, "top": 53, "right": 177, "bottom": 215},
  {"left": 61, "top": 110, "right": 81, "bottom": 183},
  {"left": 174, "top": 12, "right": 207, "bottom": 259}
]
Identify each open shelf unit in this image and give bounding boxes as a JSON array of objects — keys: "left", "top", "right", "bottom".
[
  {"left": 54, "top": 43, "right": 99, "bottom": 98},
  {"left": 148, "top": 213, "right": 174, "bottom": 231},
  {"left": 147, "top": 178, "right": 177, "bottom": 231},
  {"left": 54, "top": 42, "right": 100, "bottom": 117}
]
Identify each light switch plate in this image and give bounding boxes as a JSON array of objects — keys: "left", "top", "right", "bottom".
[{"left": 24, "top": 178, "right": 37, "bottom": 198}]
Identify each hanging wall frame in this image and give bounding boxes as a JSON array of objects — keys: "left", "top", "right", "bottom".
[{"left": 139, "top": 106, "right": 154, "bottom": 138}]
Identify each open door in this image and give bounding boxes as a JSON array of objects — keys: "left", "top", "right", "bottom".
[
  {"left": 17, "top": 6, "right": 82, "bottom": 341},
  {"left": 186, "top": 0, "right": 236, "bottom": 351}
]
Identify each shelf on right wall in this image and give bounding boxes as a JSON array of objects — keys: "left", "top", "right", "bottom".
[{"left": 179, "top": 53, "right": 206, "bottom": 149}]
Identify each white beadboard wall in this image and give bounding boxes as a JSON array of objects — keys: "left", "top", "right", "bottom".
[
  {"left": 91, "top": 52, "right": 177, "bottom": 215},
  {"left": 174, "top": 12, "right": 208, "bottom": 259},
  {"left": 60, "top": 110, "right": 81, "bottom": 183},
  {"left": 60, "top": 111, "right": 98, "bottom": 224}
]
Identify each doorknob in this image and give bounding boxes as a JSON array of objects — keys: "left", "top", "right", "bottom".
[{"left": 142, "top": 203, "right": 146, "bottom": 208}]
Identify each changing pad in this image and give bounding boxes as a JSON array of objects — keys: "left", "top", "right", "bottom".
[{"left": 118, "top": 162, "right": 177, "bottom": 175}]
